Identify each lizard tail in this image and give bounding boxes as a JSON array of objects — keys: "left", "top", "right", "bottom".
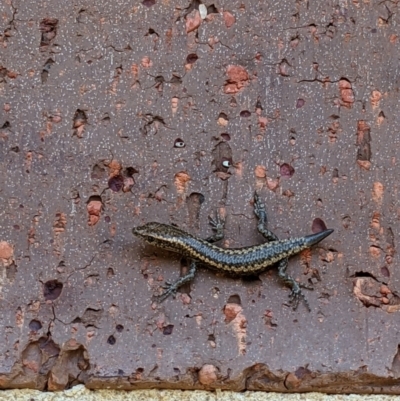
[{"left": 304, "top": 229, "right": 334, "bottom": 247}]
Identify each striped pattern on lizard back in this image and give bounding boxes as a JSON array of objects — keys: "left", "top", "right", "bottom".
[
  {"left": 133, "top": 222, "right": 310, "bottom": 275},
  {"left": 132, "top": 192, "right": 334, "bottom": 310}
]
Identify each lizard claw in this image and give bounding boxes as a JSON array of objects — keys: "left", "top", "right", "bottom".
[
  {"left": 300, "top": 282, "right": 314, "bottom": 291},
  {"left": 288, "top": 287, "right": 311, "bottom": 312},
  {"left": 208, "top": 213, "right": 225, "bottom": 231},
  {"left": 206, "top": 212, "right": 225, "bottom": 243},
  {"left": 155, "top": 282, "right": 178, "bottom": 302}
]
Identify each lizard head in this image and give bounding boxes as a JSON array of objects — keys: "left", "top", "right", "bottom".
[
  {"left": 132, "top": 222, "right": 186, "bottom": 252},
  {"left": 132, "top": 222, "right": 165, "bottom": 243}
]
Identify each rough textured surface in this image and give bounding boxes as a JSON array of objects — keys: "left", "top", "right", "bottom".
[
  {"left": 2, "top": 386, "right": 400, "bottom": 401},
  {"left": 1, "top": 0, "right": 400, "bottom": 393},
  {"left": 4, "top": 386, "right": 400, "bottom": 401}
]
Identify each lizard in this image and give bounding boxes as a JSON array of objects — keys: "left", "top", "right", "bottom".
[{"left": 132, "top": 193, "right": 333, "bottom": 310}]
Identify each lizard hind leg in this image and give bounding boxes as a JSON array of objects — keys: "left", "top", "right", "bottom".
[
  {"left": 277, "top": 259, "right": 312, "bottom": 311},
  {"left": 253, "top": 192, "right": 279, "bottom": 242},
  {"left": 254, "top": 193, "right": 312, "bottom": 311}
]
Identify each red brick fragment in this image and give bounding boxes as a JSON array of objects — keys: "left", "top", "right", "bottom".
[
  {"left": 198, "top": 364, "right": 218, "bottom": 385},
  {"left": 224, "top": 65, "right": 249, "bottom": 94},
  {"left": 223, "top": 11, "right": 235, "bottom": 28},
  {"left": 87, "top": 200, "right": 102, "bottom": 226},
  {"left": 186, "top": 10, "right": 202, "bottom": 33},
  {"left": 339, "top": 79, "right": 354, "bottom": 107}
]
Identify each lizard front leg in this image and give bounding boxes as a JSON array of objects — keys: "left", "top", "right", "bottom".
[
  {"left": 154, "top": 212, "right": 225, "bottom": 302},
  {"left": 154, "top": 260, "right": 197, "bottom": 302}
]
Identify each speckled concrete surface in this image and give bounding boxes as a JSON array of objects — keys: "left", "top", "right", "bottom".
[{"left": 0, "top": 386, "right": 400, "bottom": 401}]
